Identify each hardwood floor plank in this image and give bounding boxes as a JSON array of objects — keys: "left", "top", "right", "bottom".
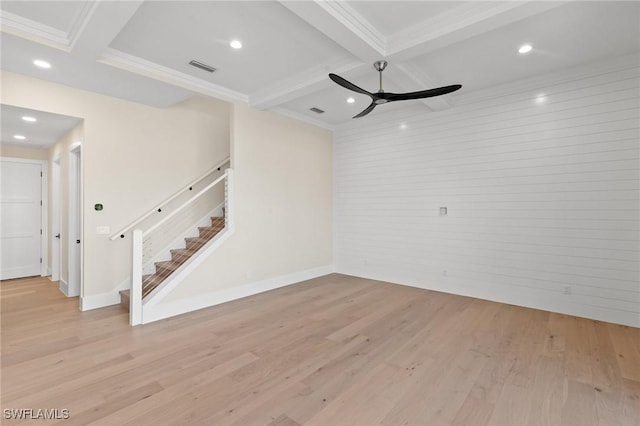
[
  {"left": 451, "top": 395, "right": 495, "bottom": 426},
  {"left": 2, "top": 275, "right": 638, "bottom": 426}
]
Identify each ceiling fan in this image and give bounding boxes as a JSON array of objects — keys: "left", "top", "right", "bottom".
[{"left": 329, "top": 60, "right": 462, "bottom": 118}]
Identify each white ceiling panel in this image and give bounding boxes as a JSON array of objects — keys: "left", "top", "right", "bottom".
[
  {"left": 0, "top": 1, "right": 87, "bottom": 33},
  {"left": 1, "top": 33, "right": 193, "bottom": 108},
  {"left": 415, "top": 1, "right": 640, "bottom": 93},
  {"left": 109, "top": 1, "right": 353, "bottom": 94},
  {"left": 1, "top": 104, "right": 82, "bottom": 148}
]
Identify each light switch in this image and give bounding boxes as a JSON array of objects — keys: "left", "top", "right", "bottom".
[
  {"left": 96, "top": 226, "right": 110, "bottom": 235},
  {"left": 439, "top": 207, "right": 447, "bottom": 216}
]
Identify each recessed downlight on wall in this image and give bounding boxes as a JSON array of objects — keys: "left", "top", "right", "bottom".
[
  {"left": 33, "top": 59, "right": 51, "bottom": 68},
  {"left": 229, "top": 40, "right": 243, "bottom": 49},
  {"left": 22, "top": 116, "right": 37, "bottom": 122},
  {"left": 14, "top": 135, "right": 26, "bottom": 140},
  {"left": 518, "top": 44, "right": 533, "bottom": 54},
  {"left": 347, "top": 97, "right": 355, "bottom": 104}
]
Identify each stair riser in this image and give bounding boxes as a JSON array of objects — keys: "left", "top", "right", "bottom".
[
  {"left": 199, "top": 226, "right": 224, "bottom": 238},
  {"left": 133, "top": 217, "right": 226, "bottom": 308}
]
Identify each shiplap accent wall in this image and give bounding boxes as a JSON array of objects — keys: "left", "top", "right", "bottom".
[{"left": 334, "top": 54, "right": 640, "bottom": 327}]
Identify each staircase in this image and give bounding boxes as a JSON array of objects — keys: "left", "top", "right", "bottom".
[{"left": 119, "top": 215, "right": 225, "bottom": 308}]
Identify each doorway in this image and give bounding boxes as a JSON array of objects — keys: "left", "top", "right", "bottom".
[
  {"left": 67, "top": 143, "right": 82, "bottom": 297},
  {"left": 51, "top": 156, "right": 61, "bottom": 282}
]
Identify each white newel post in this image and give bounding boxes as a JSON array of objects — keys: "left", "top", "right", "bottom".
[
  {"left": 131, "top": 229, "right": 143, "bottom": 325},
  {"left": 225, "top": 169, "right": 234, "bottom": 231}
]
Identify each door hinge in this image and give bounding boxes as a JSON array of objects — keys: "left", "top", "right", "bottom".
[
  {"left": 40, "top": 171, "right": 43, "bottom": 177},
  {"left": 40, "top": 258, "right": 42, "bottom": 263},
  {"left": 40, "top": 200, "right": 43, "bottom": 206},
  {"left": 40, "top": 229, "right": 42, "bottom": 235}
]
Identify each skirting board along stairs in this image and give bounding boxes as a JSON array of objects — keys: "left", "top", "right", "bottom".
[{"left": 120, "top": 216, "right": 225, "bottom": 308}]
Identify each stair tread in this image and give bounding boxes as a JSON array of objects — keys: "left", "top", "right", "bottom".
[{"left": 121, "top": 217, "right": 228, "bottom": 311}]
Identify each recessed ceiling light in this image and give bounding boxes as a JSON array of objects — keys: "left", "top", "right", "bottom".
[
  {"left": 518, "top": 44, "right": 533, "bottom": 54},
  {"left": 229, "top": 40, "right": 242, "bottom": 49},
  {"left": 535, "top": 94, "right": 547, "bottom": 104},
  {"left": 14, "top": 135, "right": 26, "bottom": 140},
  {"left": 347, "top": 97, "right": 355, "bottom": 104},
  {"left": 33, "top": 59, "right": 51, "bottom": 69},
  {"left": 22, "top": 116, "right": 37, "bottom": 122},
  {"left": 399, "top": 123, "right": 408, "bottom": 130}
]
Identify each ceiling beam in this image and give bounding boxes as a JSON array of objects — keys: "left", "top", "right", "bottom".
[
  {"left": 70, "top": 1, "right": 144, "bottom": 60},
  {"left": 385, "top": 1, "right": 568, "bottom": 62},
  {"left": 384, "top": 62, "right": 452, "bottom": 111},
  {"left": 249, "top": 57, "right": 368, "bottom": 110},
  {"left": 278, "top": 1, "right": 383, "bottom": 63}
]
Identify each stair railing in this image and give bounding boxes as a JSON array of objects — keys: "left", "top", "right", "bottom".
[
  {"left": 110, "top": 156, "right": 230, "bottom": 241},
  {"left": 129, "top": 168, "right": 234, "bottom": 325}
]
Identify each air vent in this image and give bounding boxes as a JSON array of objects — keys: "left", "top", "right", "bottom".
[
  {"left": 188, "top": 60, "right": 216, "bottom": 73},
  {"left": 309, "top": 107, "right": 325, "bottom": 114}
]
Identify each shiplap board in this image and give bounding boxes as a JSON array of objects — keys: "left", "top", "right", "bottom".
[{"left": 334, "top": 55, "right": 640, "bottom": 327}]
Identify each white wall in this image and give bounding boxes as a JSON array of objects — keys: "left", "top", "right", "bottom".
[
  {"left": 156, "top": 102, "right": 333, "bottom": 306},
  {"left": 0, "top": 144, "right": 49, "bottom": 161},
  {"left": 334, "top": 54, "right": 639, "bottom": 327},
  {"left": 1, "top": 72, "right": 231, "bottom": 304}
]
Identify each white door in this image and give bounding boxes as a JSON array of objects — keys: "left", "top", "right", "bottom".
[{"left": 1, "top": 159, "right": 42, "bottom": 280}]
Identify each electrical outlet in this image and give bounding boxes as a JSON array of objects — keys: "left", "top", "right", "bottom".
[
  {"left": 563, "top": 286, "right": 571, "bottom": 295},
  {"left": 439, "top": 207, "right": 447, "bottom": 216}
]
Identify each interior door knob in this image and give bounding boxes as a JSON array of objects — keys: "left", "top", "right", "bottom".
[
  {"left": 55, "top": 234, "right": 60, "bottom": 239},
  {"left": 76, "top": 240, "right": 81, "bottom": 244}
]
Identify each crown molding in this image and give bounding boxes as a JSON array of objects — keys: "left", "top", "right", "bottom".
[
  {"left": 67, "top": 1, "right": 100, "bottom": 51},
  {"left": 316, "top": 1, "right": 386, "bottom": 56},
  {"left": 0, "top": 10, "right": 70, "bottom": 51},
  {"left": 99, "top": 48, "right": 249, "bottom": 104}
]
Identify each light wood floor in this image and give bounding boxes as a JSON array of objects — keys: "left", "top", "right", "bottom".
[{"left": 1, "top": 275, "right": 639, "bottom": 425}]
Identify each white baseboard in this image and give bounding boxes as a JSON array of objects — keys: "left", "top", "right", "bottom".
[
  {"left": 80, "top": 279, "right": 130, "bottom": 311},
  {"left": 59, "top": 279, "right": 69, "bottom": 296},
  {"left": 335, "top": 267, "right": 640, "bottom": 328},
  {"left": 142, "top": 264, "right": 334, "bottom": 324}
]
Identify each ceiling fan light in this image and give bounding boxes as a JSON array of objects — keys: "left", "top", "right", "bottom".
[
  {"left": 229, "top": 40, "right": 242, "bottom": 49},
  {"left": 347, "top": 97, "right": 355, "bottom": 104}
]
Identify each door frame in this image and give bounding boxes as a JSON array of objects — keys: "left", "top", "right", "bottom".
[
  {"left": 51, "top": 155, "right": 61, "bottom": 282},
  {"left": 67, "top": 143, "right": 82, "bottom": 297},
  {"left": 0, "top": 156, "right": 48, "bottom": 278}
]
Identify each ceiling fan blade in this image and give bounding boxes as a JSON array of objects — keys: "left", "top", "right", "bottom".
[
  {"left": 353, "top": 101, "right": 376, "bottom": 118},
  {"left": 387, "top": 84, "right": 462, "bottom": 101},
  {"left": 329, "top": 73, "right": 373, "bottom": 98}
]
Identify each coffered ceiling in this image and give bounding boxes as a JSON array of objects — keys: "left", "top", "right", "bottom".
[{"left": 1, "top": 1, "right": 638, "bottom": 129}]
